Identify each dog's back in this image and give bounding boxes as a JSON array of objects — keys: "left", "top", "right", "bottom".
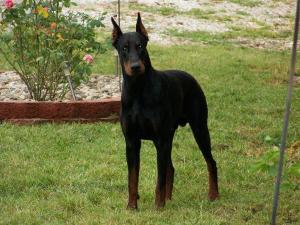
[{"left": 152, "top": 69, "right": 208, "bottom": 128}]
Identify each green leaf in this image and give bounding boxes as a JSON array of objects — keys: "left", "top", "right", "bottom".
[
  {"left": 0, "top": 32, "right": 13, "bottom": 42},
  {"left": 280, "top": 182, "right": 295, "bottom": 191},
  {"left": 263, "top": 151, "right": 278, "bottom": 162},
  {"left": 268, "top": 164, "right": 278, "bottom": 177},
  {"left": 289, "top": 163, "right": 300, "bottom": 178},
  {"left": 264, "top": 135, "right": 272, "bottom": 143},
  {"left": 36, "top": 56, "right": 44, "bottom": 62}
]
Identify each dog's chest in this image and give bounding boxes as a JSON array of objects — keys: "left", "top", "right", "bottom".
[{"left": 122, "top": 100, "right": 162, "bottom": 139}]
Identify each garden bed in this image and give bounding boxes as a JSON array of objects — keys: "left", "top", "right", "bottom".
[
  {"left": 0, "top": 98, "right": 120, "bottom": 124},
  {"left": 0, "top": 71, "right": 121, "bottom": 124}
]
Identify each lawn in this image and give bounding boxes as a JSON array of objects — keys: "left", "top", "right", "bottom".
[{"left": 0, "top": 42, "right": 299, "bottom": 225}]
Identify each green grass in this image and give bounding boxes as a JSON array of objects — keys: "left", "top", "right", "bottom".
[
  {"left": 166, "top": 29, "right": 226, "bottom": 44},
  {"left": 128, "top": 3, "right": 243, "bottom": 23},
  {"left": 236, "top": 10, "right": 251, "bottom": 16},
  {"left": 185, "top": 8, "right": 216, "bottom": 20},
  {"left": 228, "top": 0, "right": 262, "bottom": 7},
  {"left": 228, "top": 26, "right": 293, "bottom": 39},
  {"left": 185, "top": 9, "right": 243, "bottom": 22},
  {"left": 167, "top": 25, "right": 293, "bottom": 45},
  {"left": 1, "top": 44, "right": 300, "bottom": 224},
  {"left": 129, "top": 3, "right": 177, "bottom": 17}
]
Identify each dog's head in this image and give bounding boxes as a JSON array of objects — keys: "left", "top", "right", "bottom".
[{"left": 111, "top": 13, "right": 149, "bottom": 77}]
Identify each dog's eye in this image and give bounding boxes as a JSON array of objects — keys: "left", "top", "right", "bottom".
[
  {"left": 137, "top": 44, "right": 142, "bottom": 49},
  {"left": 123, "top": 47, "right": 128, "bottom": 52}
]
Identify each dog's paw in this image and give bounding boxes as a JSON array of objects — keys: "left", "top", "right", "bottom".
[
  {"left": 126, "top": 204, "right": 138, "bottom": 210},
  {"left": 208, "top": 192, "right": 220, "bottom": 201}
]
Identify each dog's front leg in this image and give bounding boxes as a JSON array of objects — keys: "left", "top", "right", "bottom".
[
  {"left": 125, "top": 138, "right": 141, "bottom": 209},
  {"left": 154, "top": 138, "right": 173, "bottom": 209}
]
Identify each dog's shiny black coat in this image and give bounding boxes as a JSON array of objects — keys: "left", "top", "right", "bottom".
[{"left": 112, "top": 13, "right": 219, "bottom": 209}]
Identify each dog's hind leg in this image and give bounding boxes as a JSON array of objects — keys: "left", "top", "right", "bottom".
[
  {"left": 188, "top": 103, "right": 219, "bottom": 201},
  {"left": 125, "top": 138, "right": 141, "bottom": 209},
  {"left": 165, "top": 156, "right": 175, "bottom": 201}
]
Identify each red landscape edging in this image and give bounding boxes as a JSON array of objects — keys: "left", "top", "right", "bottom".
[{"left": 0, "top": 97, "right": 120, "bottom": 124}]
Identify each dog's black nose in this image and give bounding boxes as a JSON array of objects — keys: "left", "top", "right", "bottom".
[{"left": 131, "top": 62, "right": 141, "bottom": 71}]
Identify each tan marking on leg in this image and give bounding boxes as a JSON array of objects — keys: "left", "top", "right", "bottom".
[
  {"left": 207, "top": 162, "right": 219, "bottom": 201},
  {"left": 127, "top": 167, "right": 139, "bottom": 209},
  {"left": 155, "top": 179, "right": 166, "bottom": 209},
  {"left": 165, "top": 165, "right": 174, "bottom": 201}
]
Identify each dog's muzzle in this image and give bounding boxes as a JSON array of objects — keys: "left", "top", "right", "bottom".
[
  {"left": 125, "top": 60, "right": 145, "bottom": 76},
  {"left": 131, "top": 62, "right": 141, "bottom": 72}
]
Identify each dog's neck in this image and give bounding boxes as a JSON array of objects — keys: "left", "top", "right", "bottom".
[{"left": 142, "top": 49, "right": 153, "bottom": 73}]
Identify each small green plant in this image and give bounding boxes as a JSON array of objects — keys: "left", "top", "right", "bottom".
[
  {"left": 0, "top": 0, "right": 106, "bottom": 101},
  {"left": 251, "top": 139, "right": 300, "bottom": 191}
]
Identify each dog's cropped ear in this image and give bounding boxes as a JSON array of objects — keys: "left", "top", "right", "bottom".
[
  {"left": 111, "top": 17, "right": 123, "bottom": 47},
  {"left": 136, "top": 12, "right": 149, "bottom": 41}
]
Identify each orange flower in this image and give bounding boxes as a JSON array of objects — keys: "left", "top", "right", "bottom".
[{"left": 50, "top": 22, "right": 57, "bottom": 30}]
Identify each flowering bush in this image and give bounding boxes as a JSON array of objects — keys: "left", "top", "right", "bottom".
[{"left": 0, "top": 0, "right": 106, "bottom": 100}]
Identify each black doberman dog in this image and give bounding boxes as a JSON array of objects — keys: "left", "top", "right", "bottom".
[{"left": 111, "top": 13, "right": 219, "bottom": 209}]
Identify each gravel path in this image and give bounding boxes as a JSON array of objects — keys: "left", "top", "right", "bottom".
[{"left": 0, "top": 71, "right": 121, "bottom": 101}]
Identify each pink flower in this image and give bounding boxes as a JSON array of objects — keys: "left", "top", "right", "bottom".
[
  {"left": 83, "top": 54, "right": 93, "bottom": 64},
  {"left": 5, "top": 0, "right": 14, "bottom": 9}
]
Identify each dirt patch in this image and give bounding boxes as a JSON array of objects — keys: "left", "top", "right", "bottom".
[{"left": 71, "top": 0, "right": 295, "bottom": 50}]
